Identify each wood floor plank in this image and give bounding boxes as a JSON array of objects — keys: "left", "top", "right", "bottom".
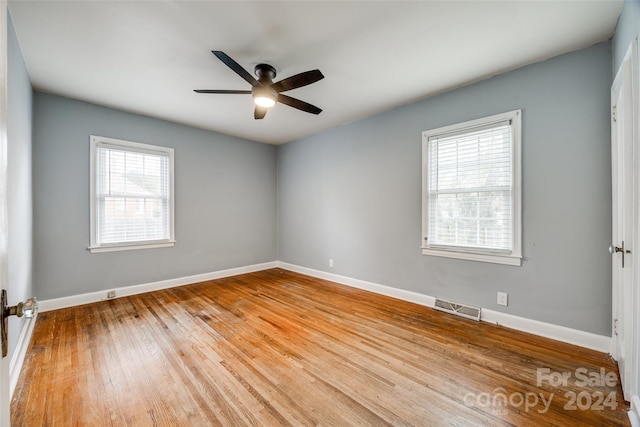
[{"left": 11, "top": 268, "right": 630, "bottom": 426}]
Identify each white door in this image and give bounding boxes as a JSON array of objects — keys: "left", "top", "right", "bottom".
[
  {"left": 611, "top": 39, "right": 638, "bottom": 403},
  {"left": 0, "top": 2, "right": 10, "bottom": 425}
]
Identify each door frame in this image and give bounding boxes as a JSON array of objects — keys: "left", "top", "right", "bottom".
[{"left": 0, "top": 1, "right": 10, "bottom": 425}]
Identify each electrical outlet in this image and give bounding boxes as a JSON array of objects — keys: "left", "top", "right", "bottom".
[
  {"left": 329, "top": 259, "right": 334, "bottom": 268},
  {"left": 107, "top": 290, "right": 116, "bottom": 299},
  {"left": 497, "top": 292, "right": 508, "bottom": 307}
]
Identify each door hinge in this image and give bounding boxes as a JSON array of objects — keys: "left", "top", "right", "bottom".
[
  {"left": 612, "top": 105, "right": 617, "bottom": 122},
  {"left": 614, "top": 318, "right": 618, "bottom": 336}
]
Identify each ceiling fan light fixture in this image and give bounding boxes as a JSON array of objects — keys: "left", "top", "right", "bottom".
[
  {"left": 253, "top": 94, "right": 276, "bottom": 108},
  {"left": 252, "top": 85, "right": 277, "bottom": 108}
]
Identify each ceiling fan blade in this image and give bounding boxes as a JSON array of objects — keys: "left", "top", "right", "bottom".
[
  {"left": 277, "top": 94, "right": 322, "bottom": 115},
  {"left": 194, "top": 89, "right": 252, "bottom": 94},
  {"left": 271, "top": 70, "right": 324, "bottom": 93},
  {"left": 254, "top": 106, "right": 267, "bottom": 120},
  {"left": 212, "top": 51, "right": 260, "bottom": 87}
]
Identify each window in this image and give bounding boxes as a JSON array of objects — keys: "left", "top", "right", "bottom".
[
  {"left": 422, "top": 110, "right": 521, "bottom": 266},
  {"left": 89, "top": 135, "right": 175, "bottom": 253}
]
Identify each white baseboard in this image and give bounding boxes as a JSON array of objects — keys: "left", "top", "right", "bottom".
[
  {"left": 9, "top": 313, "right": 37, "bottom": 399},
  {"left": 276, "top": 262, "right": 437, "bottom": 308},
  {"left": 480, "top": 308, "right": 611, "bottom": 353},
  {"left": 276, "top": 262, "right": 611, "bottom": 354},
  {"left": 38, "top": 261, "right": 278, "bottom": 312},
  {"left": 630, "top": 395, "right": 640, "bottom": 427}
]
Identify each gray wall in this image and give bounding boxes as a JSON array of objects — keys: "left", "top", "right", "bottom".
[
  {"left": 278, "top": 43, "right": 613, "bottom": 336},
  {"left": 7, "top": 12, "right": 33, "bottom": 359},
  {"left": 613, "top": 0, "right": 640, "bottom": 71},
  {"left": 33, "top": 93, "right": 277, "bottom": 300}
]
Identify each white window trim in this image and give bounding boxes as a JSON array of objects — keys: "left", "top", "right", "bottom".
[
  {"left": 89, "top": 135, "right": 176, "bottom": 254},
  {"left": 421, "top": 110, "right": 522, "bottom": 266}
]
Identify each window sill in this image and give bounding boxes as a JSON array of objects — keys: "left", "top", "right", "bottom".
[
  {"left": 421, "top": 247, "right": 522, "bottom": 266},
  {"left": 88, "top": 241, "right": 176, "bottom": 254}
]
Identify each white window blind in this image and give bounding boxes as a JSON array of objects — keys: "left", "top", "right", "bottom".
[
  {"left": 90, "top": 136, "right": 175, "bottom": 253},
  {"left": 422, "top": 110, "right": 521, "bottom": 266},
  {"left": 427, "top": 121, "right": 512, "bottom": 251}
]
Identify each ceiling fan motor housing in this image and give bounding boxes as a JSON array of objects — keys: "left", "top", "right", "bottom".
[{"left": 255, "top": 63, "right": 276, "bottom": 82}]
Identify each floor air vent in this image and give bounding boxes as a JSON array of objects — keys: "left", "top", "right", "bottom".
[{"left": 434, "top": 298, "right": 481, "bottom": 321}]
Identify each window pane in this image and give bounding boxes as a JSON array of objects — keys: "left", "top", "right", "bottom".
[
  {"left": 99, "top": 197, "right": 169, "bottom": 244},
  {"left": 427, "top": 122, "right": 513, "bottom": 252},
  {"left": 96, "top": 143, "right": 171, "bottom": 246}
]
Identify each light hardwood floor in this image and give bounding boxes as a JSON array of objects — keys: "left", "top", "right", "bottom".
[{"left": 11, "top": 268, "right": 629, "bottom": 426}]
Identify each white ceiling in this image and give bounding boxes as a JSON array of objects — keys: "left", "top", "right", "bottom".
[{"left": 8, "top": 1, "right": 623, "bottom": 145}]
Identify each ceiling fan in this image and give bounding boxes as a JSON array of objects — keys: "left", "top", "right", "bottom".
[{"left": 194, "top": 51, "right": 324, "bottom": 120}]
